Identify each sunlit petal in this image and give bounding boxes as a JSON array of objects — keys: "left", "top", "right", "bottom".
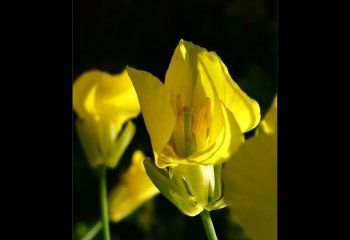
[
  {"left": 195, "top": 51, "right": 260, "bottom": 132},
  {"left": 165, "top": 39, "right": 204, "bottom": 107}
]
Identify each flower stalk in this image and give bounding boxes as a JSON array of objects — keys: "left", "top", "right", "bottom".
[
  {"left": 99, "top": 166, "right": 111, "bottom": 240},
  {"left": 200, "top": 210, "right": 218, "bottom": 240}
]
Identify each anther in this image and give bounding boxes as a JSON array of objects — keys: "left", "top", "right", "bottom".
[{"left": 192, "top": 98, "right": 211, "bottom": 151}]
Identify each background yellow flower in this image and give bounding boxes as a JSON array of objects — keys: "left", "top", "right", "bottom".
[
  {"left": 223, "top": 96, "right": 277, "bottom": 240},
  {"left": 108, "top": 150, "right": 159, "bottom": 222},
  {"left": 73, "top": 69, "right": 140, "bottom": 168}
]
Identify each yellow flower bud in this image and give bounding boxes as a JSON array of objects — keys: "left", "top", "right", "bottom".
[{"left": 73, "top": 69, "right": 140, "bottom": 168}]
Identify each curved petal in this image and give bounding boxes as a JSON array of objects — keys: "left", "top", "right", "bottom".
[
  {"left": 165, "top": 39, "right": 205, "bottom": 107},
  {"left": 108, "top": 151, "right": 159, "bottom": 222},
  {"left": 73, "top": 69, "right": 140, "bottom": 138},
  {"left": 73, "top": 70, "right": 105, "bottom": 119},
  {"left": 127, "top": 67, "right": 176, "bottom": 153},
  {"left": 195, "top": 51, "right": 260, "bottom": 133},
  {"left": 223, "top": 133, "right": 277, "bottom": 240},
  {"left": 189, "top": 101, "right": 244, "bottom": 165},
  {"left": 96, "top": 69, "right": 140, "bottom": 124}
]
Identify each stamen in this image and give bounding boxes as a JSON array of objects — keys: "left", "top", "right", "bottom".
[
  {"left": 171, "top": 95, "right": 211, "bottom": 157},
  {"left": 192, "top": 98, "right": 211, "bottom": 151}
]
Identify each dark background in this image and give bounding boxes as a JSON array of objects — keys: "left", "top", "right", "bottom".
[{"left": 73, "top": 0, "right": 276, "bottom": 239}]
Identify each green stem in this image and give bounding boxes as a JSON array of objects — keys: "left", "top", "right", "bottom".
[
  {"left": 200, "top": 210, "right": 218, "bottom": 240},
  {"left": 99, "top": 166, "right": 111, "bottom": 240},
  {"left": 81, "top": 221, "right": 102, "bottom": 240}
]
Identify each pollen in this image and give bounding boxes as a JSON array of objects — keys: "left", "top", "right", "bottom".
[{"left": 172, "top": 95, "right": 212, "bottom": 157}]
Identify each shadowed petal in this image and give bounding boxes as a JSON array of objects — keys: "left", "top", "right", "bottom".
[
  {"left": 259, "top": 96, "right": 277, "bottom": 134},
  {"left": 127, "top": 66, "right": 176, "bottom": 154},
  {"left": 223, "top": 133, "right": 277, "bottom": 240}
]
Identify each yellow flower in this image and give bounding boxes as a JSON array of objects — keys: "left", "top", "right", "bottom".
[
  {"left": 73, "top": 69, "right": 140, "bottom": 168},
  {"left": 127, "top": 39, "right": 260, "bottom": 216},
  {"left": 108, "top": 150, "right": 159, "bottom": 222},
  {"left": 223, "top": 96, "right": 277, "bottom": 240},
  {"left": 127, "top": 39, "right": 260, "bottom": 167}
]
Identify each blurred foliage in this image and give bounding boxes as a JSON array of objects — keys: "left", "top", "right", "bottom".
[{"left": 73, "top": 0, "right": 276, "bottom": 239}]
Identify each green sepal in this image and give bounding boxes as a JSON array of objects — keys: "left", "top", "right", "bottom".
[
  {"left": 106, "top": 121, "right": 136, "bottom": 168},
  {"left": 76, "top": 119, "right": 103, "bottom": 167},
  {"left": 212, "top": 164, "right": 223, "bottom": 202},
  {"left": 206, "top": 197, "right": 226, "bottom": 211},
  {"left": 143, "top": 158, "right": 203, "bottom": 216},
  {"left": 206, "top": 164, "right": 226, "bottom": 211}
]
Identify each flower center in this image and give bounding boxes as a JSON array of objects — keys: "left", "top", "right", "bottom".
[{"left": 172, "top": 95, "right": 211, "bottom": 158}]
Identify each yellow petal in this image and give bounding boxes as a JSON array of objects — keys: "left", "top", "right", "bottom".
[
  {"left": 223, "top": 133, "right": 277, "bottom": 240},
  {"left": 164, "top": 39, "right": 205, "bottom": 107},
  {"left": 127, "top": 66, "right": 176, "bottom": 154},
  {"left": 73, "top": 69, "right": 140, "bottom": 131},
  {"left": 73, "top": 70, "right": 103, "bottom": 119},
  {"left": 108, "top": 150, "right": 159, "bottom": 222},
  {"left": 194, "top": 51, "right": 260, "bottom": 133},
  {"left": 191, "top": 100, "right": 244, "bottom": 165},
  {"left": 259, "top": 96, "right": 277, "bottom": 135},
  {"left": 95, "top": 69, "right": 140, "bottom": 124}
]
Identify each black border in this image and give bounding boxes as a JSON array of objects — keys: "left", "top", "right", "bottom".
[{"left": 3, "top": 1, "right": 73, "bottom": 237}]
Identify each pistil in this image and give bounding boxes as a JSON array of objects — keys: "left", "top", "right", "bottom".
[{"left": 184, "top": 108, "right": 196, "bottom": 156}]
